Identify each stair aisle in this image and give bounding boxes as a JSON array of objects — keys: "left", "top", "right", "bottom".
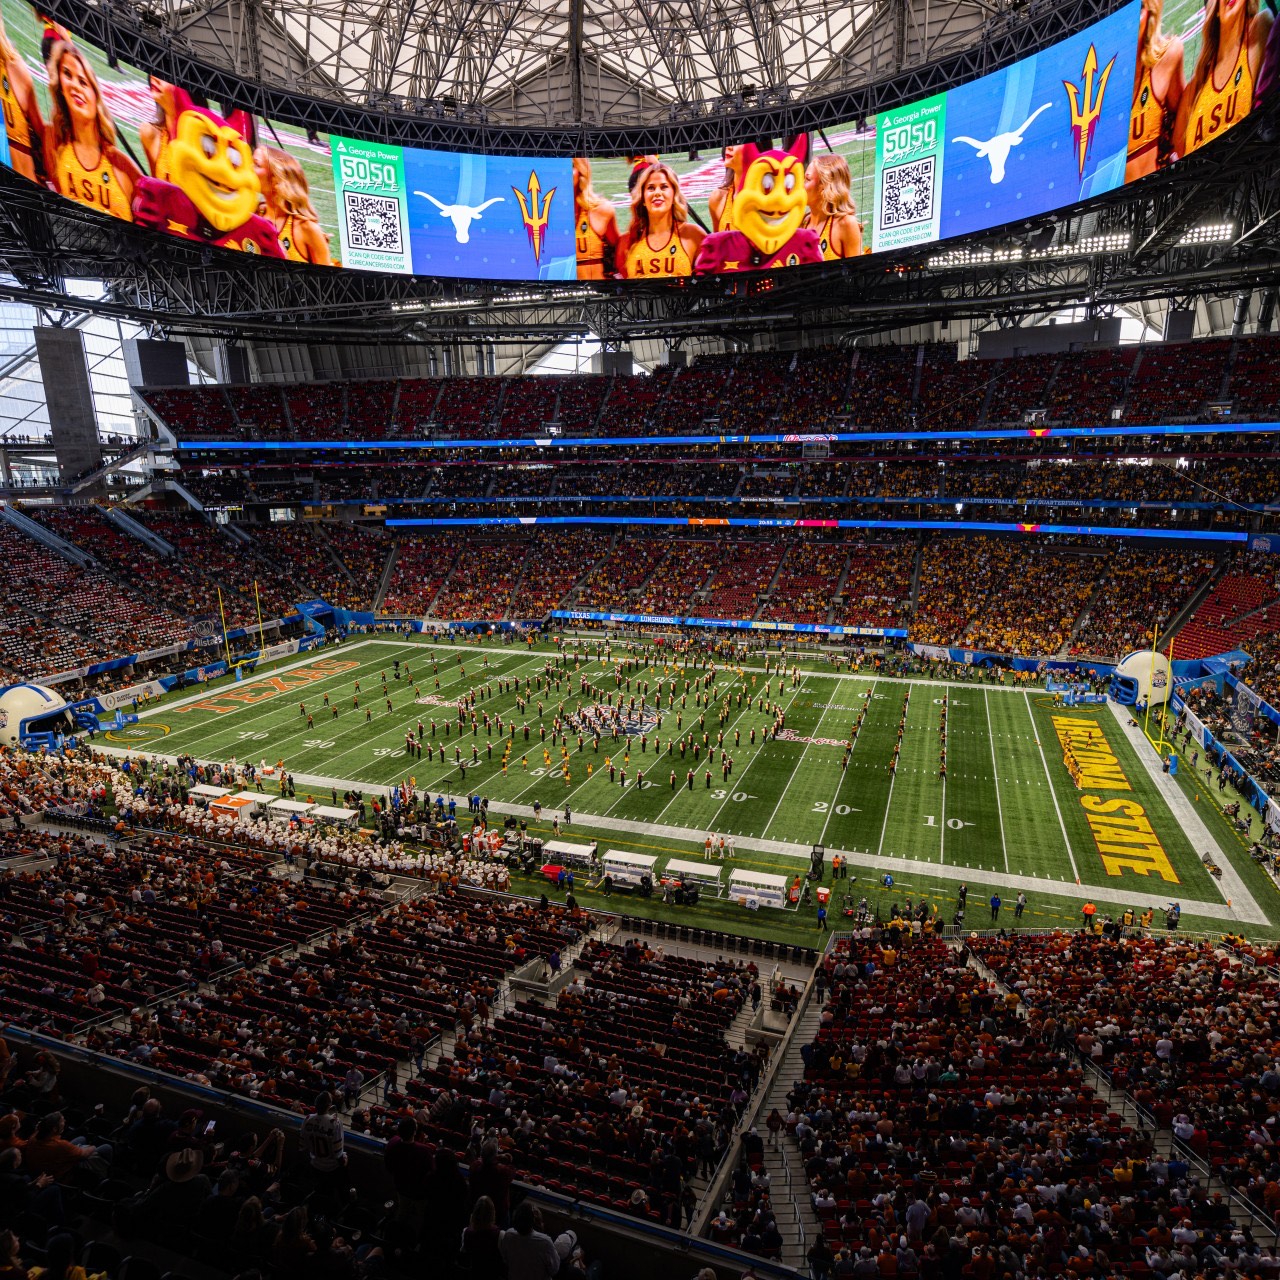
[{"left": 755, "top": 1000, "right": 826, "bottom": 1271}]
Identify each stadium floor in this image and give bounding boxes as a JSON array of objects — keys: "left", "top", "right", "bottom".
[{"left": 101, "top": 635, "right": 1280, "bottom": 942}]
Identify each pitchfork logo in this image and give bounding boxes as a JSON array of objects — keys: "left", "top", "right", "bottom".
[
  {"left": 1063, "top": 43, "right": 1116, "bottom": 177},
  {"left": 512, "top": 170, "right": 556, "bottom": 263}
]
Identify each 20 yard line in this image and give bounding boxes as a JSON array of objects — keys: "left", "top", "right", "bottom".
[
  {"left": 761, "top": 683, "right": 837, "bottom": 840},
  {"left": 1023, "top": 690, "right": 1080, "bottom": 883},
  {"left": 818, "top": 679, "right": 877, "bottom": 846},
  {"left": 876, "top": 688, "right": 908, "bottom": 858},
  {"left": 985, "top": 688, "right": 1010, "bottom": 874}
]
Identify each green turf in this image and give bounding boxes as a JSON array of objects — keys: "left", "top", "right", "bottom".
[{"left": 99, "top": 634, "right": 1280, "bottom": 949}]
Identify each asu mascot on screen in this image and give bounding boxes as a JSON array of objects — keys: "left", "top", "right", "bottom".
[
  {"left": 597, "top": 135, "right": 851, "bottom": 279},
  {"left": 692, "top": 135, "right": 823, "bottom": 273},
  {"left": 0, "top": 5, "right": 339, "bottom": 265},
  {"left": 131, "top": 88, "right": 284, "bottom": 256}
]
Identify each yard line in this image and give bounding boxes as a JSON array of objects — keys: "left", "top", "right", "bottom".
[
  {"left": 362, "top": 651, "right": 592, "bottom": 795},
  {"left": 704, "top": 678, "right": 809, "bottom": 832},
  {"left": 818, "top": 679, "right": 877, "bottom": 846},
  {"left": 595, "top": 673, "right": 757, "bottom": 822},
  {"left": 760, "top": 687, "right": 845, "bottom": 840},
  {"left": 1023, "top": 690, "right": 1080, "bottom": 883},
  {"left": 985, "top": 689, "right": 1010, "bottom": 874},
  {"left": 939, "top": 773, "right": 947, "bottom": 864},
  {"left": 876, "top": 688, "right": 909, "bottom": 858},
  {"left": 938, "top": 684, "right": 949, "bottom": 865},
  {"left": 225, "top": 649, "right": 537, "bottom": 772},
  {"left": 648, "top": 675, "right": 768, "bottom": 829}
]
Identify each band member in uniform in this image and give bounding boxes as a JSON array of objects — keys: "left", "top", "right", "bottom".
[
  {"left": 0, "top": 12, "right": 43, "bottom": 181},
  {"left": 708, "top": 145, "right": 742, "bottom": 232},
  {"left": 620, "top": 161, "right": 704, "bottom": 279},
  {"left": 46, "top": 41, "right": 139, "bottom": 221},
  {"left": 1126, "top": 0, "right": 1185, "bottom": 179},
  {"left": 803, "top": 153, "right": 864, "bottom": 258},
  {"left": 572, "top": 157, "right": 619, "bottom": 279},
  {"left": 254, "top": 145, "right": 334, "bottom": 264},
  {"left": 140, "top": 76, "right": 179, "bottom": 181},
  {"left": 1175, "top": 0, "right": 1271, "bottom": 157}
]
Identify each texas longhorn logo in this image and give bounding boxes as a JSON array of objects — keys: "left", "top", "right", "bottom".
[
  {"left": 1063, "top": 43, "right": 1116, "bottom": 177},
  {"left": 511, "top": 170, "right": 556, "bottom": 263}
]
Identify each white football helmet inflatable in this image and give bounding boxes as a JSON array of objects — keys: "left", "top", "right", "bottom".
[
  {"left": 0, "top": 683, "right": 72, "bottom": 746},
  {"left": 1114, "top": 650, "right": 1173, "bottom": 707}
]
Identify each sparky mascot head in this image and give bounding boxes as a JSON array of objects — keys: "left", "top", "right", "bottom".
[
  {"left": 166, "top": 90, "right": 261, "bottom": 233},
  {"left": 732, "top": 134, "right": 809, "bottom": 258}
]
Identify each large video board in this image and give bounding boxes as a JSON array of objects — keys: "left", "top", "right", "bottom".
[{"left": 0, "top": 0, "right": 1269, "bottom": 279}]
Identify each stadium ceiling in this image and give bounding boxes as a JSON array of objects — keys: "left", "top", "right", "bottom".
[{"left": 50, "top": 0, "right": 1116, "bottom": 148}]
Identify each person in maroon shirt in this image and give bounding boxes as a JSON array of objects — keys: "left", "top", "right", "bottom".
[
  {"left": 469, "top": 1139, "right": 515, "bottom": 1228},
  {"left": 383, "top": 1117, "right": 434, "bottom": 1235}
]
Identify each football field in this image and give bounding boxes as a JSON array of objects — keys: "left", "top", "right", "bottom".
[{"left": 103, "top": 636, "right": 1278, "bottom": 940}]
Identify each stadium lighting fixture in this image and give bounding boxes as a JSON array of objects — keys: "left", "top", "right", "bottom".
[
  {"left": 1178, "top": 223, "right": 1233, "bottom": 246},
  {"left": 926, "top": 233, "right": 1129, "bottom": 270},
  {"left": 1055, "top": 233, "right": 1129, "bottom": 256}
]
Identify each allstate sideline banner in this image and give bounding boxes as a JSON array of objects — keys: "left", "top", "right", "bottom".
[
  {"left": 909, "top": 642, "right": 1118, "bottom": 676},
  {"left": 551, "top": 610, "right": 907, "bottom": 638}
]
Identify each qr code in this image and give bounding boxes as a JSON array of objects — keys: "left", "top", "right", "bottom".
[
  {"left": 344, "top": 191, "right": 403, "bottom": 253},
  {"left": 880, "top": 157, "right": 935, "bottom": 230}
]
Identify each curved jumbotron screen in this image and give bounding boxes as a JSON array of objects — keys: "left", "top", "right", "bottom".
[{"left": 0, "top": 0, "right": 1271, "bottom": 280}]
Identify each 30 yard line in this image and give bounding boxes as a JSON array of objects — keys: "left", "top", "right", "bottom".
[
  {"left": 985, "top": 688, "right": 1010, "bottom": 874},
  {"left": 1023, "top": 690, "right": 1080, "bottom": 883},
  {"left": 706, "top": 679, "right": 809, "bottom": 832}
]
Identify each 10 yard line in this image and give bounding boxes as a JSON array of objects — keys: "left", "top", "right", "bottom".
[
  {"left": 1023, "top": 690, "right": 1080, "bottom": 883},
  {"left": 985, "top": 688, "right": 1010, "bottom": 875},
  {"left": 939, "top": 685, "right": 947, "bottom": 865}
]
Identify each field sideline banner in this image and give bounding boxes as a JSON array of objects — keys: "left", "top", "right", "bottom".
[
  {"left": 1172, "top": 689, "right": 1280, "bottom": 836},
  {"left": 39, "top": 609, "right": 304, "bottom": 686},
  {"left": 551, "top": 610, "right": 907, "bottom": 638},
  {"left": 908, "top": 642, "right": 1117, "bottom": 676}
]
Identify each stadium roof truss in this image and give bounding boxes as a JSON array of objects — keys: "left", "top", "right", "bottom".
[{"left": 53, "top": 0, "right": 1113, "bottom": 146}]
